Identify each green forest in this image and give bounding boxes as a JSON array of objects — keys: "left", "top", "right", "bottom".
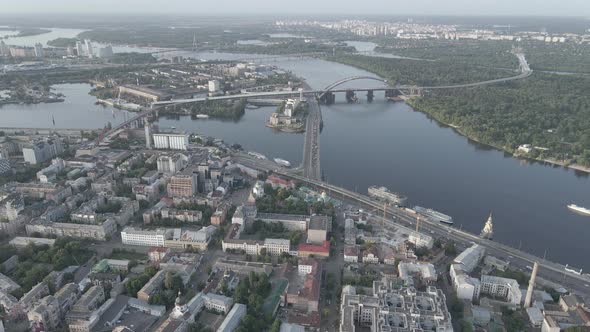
[{"left": 328, "top": 54, "right": 513, "bottom": 86}]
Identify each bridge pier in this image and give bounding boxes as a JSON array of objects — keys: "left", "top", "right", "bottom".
[
  {"left": 345, "top": 90, "right": 357, "bottom": 103},
  {"left": 367, "top": 90, "right": 374, "bottom": 103},
  {"left": 319, "top": 92, "right": 335, "bottom": 105}
]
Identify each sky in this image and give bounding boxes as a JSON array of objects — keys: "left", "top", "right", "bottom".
[{"left": 2, "top": 0, "right": 590, "bottom": 16}]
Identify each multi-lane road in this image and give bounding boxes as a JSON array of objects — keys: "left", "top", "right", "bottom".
[
  {"left": 302, "top": 96, "right": 322, "bottom": 180},
  {"left": 233, "top": 154, "right": 590, "bottom": 301}
]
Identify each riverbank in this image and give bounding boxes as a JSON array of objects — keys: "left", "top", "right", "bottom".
[
  {"left": 325, "top": 56, "right": 590, "bottom": 175},
  {"left": 405, "top": 98, "right": 590, "bottom": 175}
]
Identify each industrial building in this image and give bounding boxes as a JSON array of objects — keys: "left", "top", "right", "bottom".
[{"left": 153, "top": 133, "right": 189, "bottom": 150}]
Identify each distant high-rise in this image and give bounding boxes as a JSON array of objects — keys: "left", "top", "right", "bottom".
[
  {"left": 34, "top": 43, "right": 44, "bottom": 58},
  {"left": 524, "top": 262, "right": 539, "bottom": 307},
  {"left": 75, "top": 41, "right": 85, "bottom": 57},
  {"left": 480, "top": 212, "right": 493, "bottom": 240},
  {"left": 84, "top": 39, "right": 93, "bottom": 58},
  {"left": 0, "top": 40, "right": 9, "bottom": 56}
]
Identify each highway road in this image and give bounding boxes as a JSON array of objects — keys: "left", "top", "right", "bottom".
[
  {"left": 233, "top": 154, "right": 590, "bottom": 301},
  {"left": 302, "top": 96, "right": 322, "bottom": 180}
]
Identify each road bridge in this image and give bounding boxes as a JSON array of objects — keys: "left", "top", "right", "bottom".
[{"left": 99, "top": 53, "right": 532, "bottom": 143}]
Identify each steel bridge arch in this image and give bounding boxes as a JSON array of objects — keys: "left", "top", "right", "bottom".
[{"left": 319, "top": 76, "right": 390, "bottom": 98}]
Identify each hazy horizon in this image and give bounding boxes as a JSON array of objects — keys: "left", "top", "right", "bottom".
[{"left": 2, "top": 0, "right": 590, "bottom": 17}]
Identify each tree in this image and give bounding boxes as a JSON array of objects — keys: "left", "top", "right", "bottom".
[{"left": 270, "top": 319, "right": 281, "bottom": 332}]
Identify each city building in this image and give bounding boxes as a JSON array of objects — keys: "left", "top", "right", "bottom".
[
  {"left": 9, "top": 236, "right": 56, "bottom": 249},
  {"left": 344, "top": 246, "right": 359, "bottom": 263},
  {"left": 256, "top": 213, "right": 309, "bottom": 231},
  {"left": 397, "top": 262, "right": 437, "bottom": 285},
  {"left": 408, "top": 232, "right": 434, "bottom": 249},
  {"left": 118, "top": 85, "right": 172, "bottom": 102},
  {"left": 153, "top": 133, "right": 189, "bottom": 150},
  {"left": 264, "top": 238, "right": 291, "bottom": 256},
  {"left": 298, "top": 240, "right": 330, "bottom": 258},
  {"left": 137, "top": 270, "right": 167, "bottom": 302},
  {"left": 161, "top": 208, "right": 203, "bottom": 223},
  {"left": 307, "top": 215, "right": 331, "bottom": 244},
  {"left": 0, "top": 158, "right": 11, "bottom": 175},
  {"left": 208, "top": 80, "right": 221, "bottom": 93},
  {"left": 121, "top": 227, "right": 169, "bottom": 247},
  {"left": 217, "top": 303, "right": 247, "bottom": 332},
  {"left": 157, "top": 153, "right": 188, "bottom": 174},
  {"left": 22, "top": 137, "right": 64, "bottom": 164},
  {"left": 480, "top": 275, "right": 522, "bottom": 306},
  {"left": 28, "top": 295, "right": 60, "bottom": 331},
  {"left": 340, "top": 280, "right": 453, "bottom": 332},
  {"left": 0, "top": 193, "right": 24, "bottom": 221},
  {"left": 26, "top": 218, "right": 117, "bottom": 241},
  {"left": 203, "top": 293, "right": 234, "bottom": 314},
  {"left": 164, "top": 227, "right": 216, "bottom": 251},
  {"left": 167, "top": 173, "right": 198, "bottom": 197}
]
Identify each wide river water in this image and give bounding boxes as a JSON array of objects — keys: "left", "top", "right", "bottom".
[{"left": 1, "top": 45, "right": 589, "bottom": 270}]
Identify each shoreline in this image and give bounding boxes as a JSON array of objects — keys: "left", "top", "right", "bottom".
[
  {"left": 405, "top": 98, "right": 590, "bottom": 175},
  {"left": 326, "top": 57, "right": 590, "bottom": 176}
]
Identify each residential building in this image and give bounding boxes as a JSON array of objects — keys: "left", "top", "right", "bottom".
[
  {"left": 157, "top": 153, "right": 188, "bottom": 174},
  {"left": 408, "top": 232, "right": 434, "bottom": 249},
  {"left": 28, "top": 295, "right": 60, "bottom": 331},
  {"left": 167, "top": 173, "right": 198, "bottom": 197},
  {"left": 26, "top": 218, "right": 117, "bottom": 241},
  {"left": 0, "top": 193, "right": 24, "bottom": 221},
  {"left": 340, "top": 280, "right": 453, "bottom": 332},
  {"left": 0, "top": 158, "right": 10, "bottom": 175},
  {"left": 137, "top": 270, "right": 166, "bottom": 302},
  {"left": 9, "top": 236, "right": 55, "bottom": 249},
  {"left": 480, "top": 275, "right": 522, "bottom": 306},
  {"left": 344, "top": 246, "right": 359, "bottom": 263},
  {"left": 397, "top": 262, "right": 437, "bottom": 285},
  {"left": 22, "top": 137, "right": 64, "bottom": 164},
  {"left": 203, "top": 293, "right": 234, "bottom": 314},
  {"left": 161, "top": 208, "right": 203, "bottom": 223},
  {"left": 164, "top": 227, "right": 216, "bottom": 251}
]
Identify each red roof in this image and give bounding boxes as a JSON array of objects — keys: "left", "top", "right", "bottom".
[
  {"left": 298, "top": 240, "right": 330, "bottom": 254},
  {"left": 266, "top": 174, "right": 295, "bottom": 187}
]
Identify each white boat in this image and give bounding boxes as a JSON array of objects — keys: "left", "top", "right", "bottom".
[
  {"left": 368, "top": 186, "right": 407, "bottom": 205},
  {"left": 414, "top": 206, "right": 454, "bottom": 225},
  {"left": 274, "top": 158, "right": 291, "bottom": 167},
  {"left": 195, "top": 114, "right": 209, "bottom": 119},
  {"left": 567, "top": 204, "right": 590, "bottom": 216}
]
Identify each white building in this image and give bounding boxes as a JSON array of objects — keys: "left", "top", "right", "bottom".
[
  {"left": 208, "top": 80, "right": 221, "bottom": 93},
  {"left": 480, "top": 275, "right": 522, "bottom": 306},
  {"left": 203, "top": 293, "right": 233, "bottom": 314},
  {"left": 121, "top": 227, "right": 168, "bottom": 247},
  {"left": 157, "top": 153, "right": 188, "bottom": 174},
  {"left": 153, "top": 133, "right": 189, "bottom": 150},
  {"left": 264, "top": 238, "right": 290, "bottom": 256},
  {"left": 408, "top": 232, "right": 433, "bottom": 249}
]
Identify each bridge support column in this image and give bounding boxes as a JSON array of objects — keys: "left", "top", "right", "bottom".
[
  {"left": 319, "top": 92, "right": 335, "bottom": 105},
  {"left": 345, "top": 90, "right": 357, "bottom": 103},
  {"left": 367, "top": 90, "right": 374, "bottom": 102}
]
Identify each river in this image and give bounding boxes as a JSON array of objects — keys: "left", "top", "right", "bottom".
[{"left": 1, "top": 46, "right": 589, "bottom": 270}]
